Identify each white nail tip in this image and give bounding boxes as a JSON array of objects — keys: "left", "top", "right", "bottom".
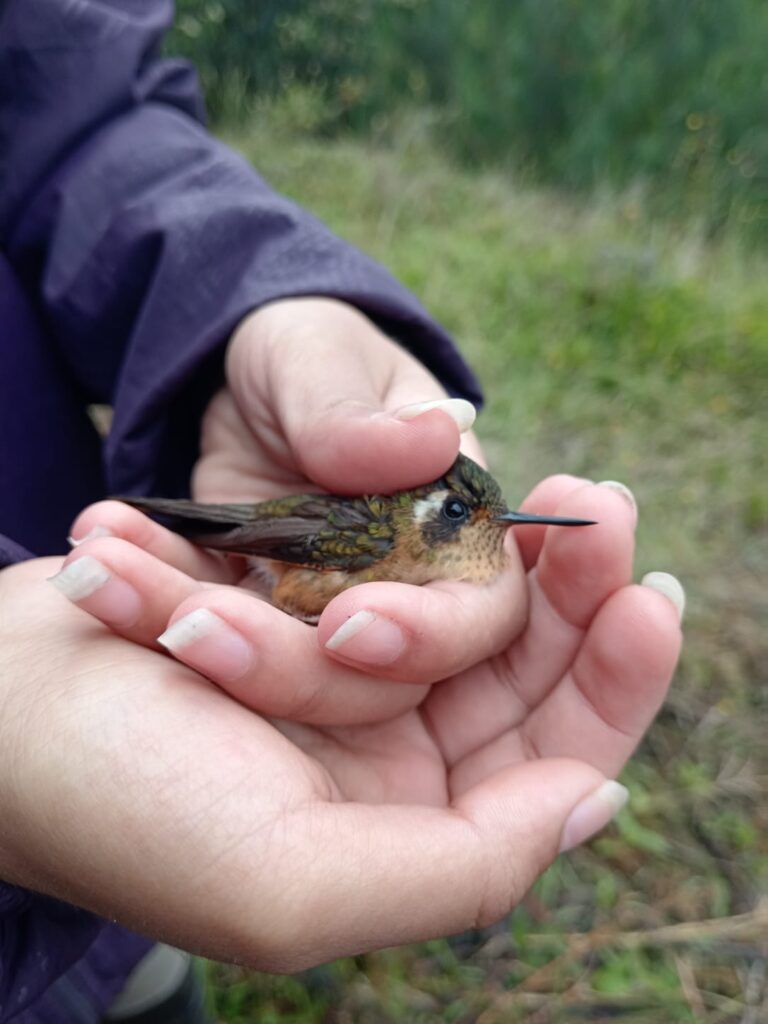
[
  {"left": 48, "top": 556, "right": 111, "bottom": 601},
  {"left": 595, "top": 780, "right": 630, "bottom": 815},
  {"left": 641, "top": 571, "right": 686, "bottom": 620},
  {"left": 559, "top": 779, "right": 630, "bottom": 853},
  {"left": 157, "top": 609, "right": 224, "bottom": 652},
  {"left": 597, "top": 480, "right": 637, "bottom": 514},
  {"left": 67, "top": 525, "right": 113, "bottom": 548},
  {"left": 324, "top": 609, "right": 376, "bottom": 651},
  {"left": 395, "top": 399, "right": 476, "bottom": 433}
]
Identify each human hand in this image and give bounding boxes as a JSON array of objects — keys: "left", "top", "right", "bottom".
[
  {"left": 187, "top": 298, "right": 681, "bottom": 765},
  {"left": 79, "top": 294, "right": 539, "bottom": 722},
  {"left": 14, "top": 505, "right": 680, "bottom": 969},
  {"left": 193, "top": 295, "right": 482, "bottom": 504},
  {"left": 50, "top": 295, "right": 681, "bottom": 965}
]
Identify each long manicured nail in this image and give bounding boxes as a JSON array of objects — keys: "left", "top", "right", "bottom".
[
  {"left": 48, "top": 555, "right": 142, "bottom": 628},
  {"left": 394, "top": 399, "right": 476, "bottom": 433},
  {"left": 324, "top": 609, "right": 407, "bottom": 666},
  {"left": 158, "top": 609, "right": 253, "bottom": 682},
  {"left": 641, "top": 571, "right": 686, "bottom": 621},
  {"left": 597, "top": 480, "right": 637, "bottom": 516},
  {"left": 559, "top": 780, "right": 629, "bottom": 853},
  {"left": 67, "top": 525, "right": 114, "bottom": 548}
]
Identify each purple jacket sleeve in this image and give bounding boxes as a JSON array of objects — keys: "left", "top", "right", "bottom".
[
  {"left": 0, "top": 0, "right": 482, "bottom": 499},
  {"left": 0, "top": 537, "right": 32, "bottom": 568}
]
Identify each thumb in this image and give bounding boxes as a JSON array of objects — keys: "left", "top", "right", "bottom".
[
  {"left": 254, "top": 760, "right": 626, "bottom": 968},
  {"left": 229, "top": 297, "right": 477, "bottom": 493},
  {"left": 295, "top": 397, "right": 476, "bottom": 494}
]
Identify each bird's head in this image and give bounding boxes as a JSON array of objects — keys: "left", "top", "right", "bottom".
[{"left": 391, "top": 454, "right": 594, "bottom": 581}]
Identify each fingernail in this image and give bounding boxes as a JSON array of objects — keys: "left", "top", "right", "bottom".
[
  {"left": 158, "top": 608, "right": 253, "bottom": 682},
  {"left": 597, "top": 480, "right": 637, "bottom": 515},
  {"left": 48, "top": 555, "right": 142, "bottom": 628},
  {"left": 641, "top": 571, "right": 686, "bottom": 621},
  {"left": 324, "top": 609, "right": 407, "bottom": 666},
  {"left": 67, "top": 525, "right": 114, "bottom": 548},
  {"left": 394, "top": 399, "right": 476, "bottom": 433},
  {"left": 559, "top": 780, "right": 629, "bottom": 853}
]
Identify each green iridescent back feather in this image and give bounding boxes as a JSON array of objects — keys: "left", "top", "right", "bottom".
[{"left": 119, "top": 454, "right": 505, "bottom": 572}]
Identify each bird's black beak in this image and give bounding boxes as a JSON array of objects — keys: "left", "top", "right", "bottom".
[{"left": 493, "top": 511, "right": 597, "bottom": 527}]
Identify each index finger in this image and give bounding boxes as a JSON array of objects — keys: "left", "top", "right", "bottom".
[
  {"left": 317, "top": 529, "right": 529, "bottom": 683},
  {"left": 69, "top": 500, "right": 242, "bottom": 585}
]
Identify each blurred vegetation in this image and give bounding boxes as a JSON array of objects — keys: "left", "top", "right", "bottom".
[
  {"left": 169, "top": 0, "right": 768, "bottom": 241},
  {"left": 197, "top": 114, "right": 768, "bottom": 1021}
]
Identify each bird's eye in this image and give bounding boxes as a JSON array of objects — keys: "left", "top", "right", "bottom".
[{"left": 442, "top": 498, "right": 470, "bottom": 523}]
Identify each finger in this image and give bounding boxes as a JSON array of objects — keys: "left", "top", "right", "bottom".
[
  {"left": 48, "top": 537, "right": 207, "bottom": 643},
  {"left": 157, "top": 590, "right": 429, "bottom": 725},
  {"left": 536, "top": 481, "right": 637, "bottom": 629},
  {"left": 450, "top": 579, "right": 683, "bottom": 794},
  {"left": 296, "top": 403, "right": 466, "bottom": 493},
  {"left": 232, "top": 297, "right": 474, "bottom": 492},
  {"left": 316, "top": 530, "right": 528, "bottom": 683},
  {"left": 425, "top": 482, "right": 638, "bottom": 765},
  {"left": 258, "top": 759, "right": 619, "bottom": 969},
  {"left": 48, "top": 541, "right": 426, "bottom": 724},
  {"left": 513, "top": 474, "right": 595, "bottom": 570},
  {"left": 504, "top": 481, "right": 637, "bottom": 715},
  {"left": 69, "top": 500, "right": 241, "bottom": 584},
  {"left": 521, "top": 579, "right": 683, "bottom": 774}
]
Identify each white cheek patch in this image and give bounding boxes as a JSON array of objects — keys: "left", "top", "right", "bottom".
[{"left": 412, "top": 490, "right": 451, "bottom": 524}]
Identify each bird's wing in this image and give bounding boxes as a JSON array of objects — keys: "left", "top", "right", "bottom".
[{"left": 118, "top": 494, "right": 395, "bottom": 571}]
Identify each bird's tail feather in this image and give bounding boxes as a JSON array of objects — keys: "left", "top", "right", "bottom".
[{"left": 114, "top": 496, "right": 255, "bottom": 533}]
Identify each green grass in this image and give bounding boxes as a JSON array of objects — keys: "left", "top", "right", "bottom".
[{"left": 207, "top": 117, "right": 767, "bottom": 1022}]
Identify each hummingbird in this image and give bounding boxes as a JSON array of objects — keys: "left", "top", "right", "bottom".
[{"left": 119, "top": 454, "right": 594, "bottom": 621}]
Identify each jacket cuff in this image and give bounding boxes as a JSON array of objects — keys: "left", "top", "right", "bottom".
[{"left": 0, "top": 535, "right": 33, "bottom": 568}]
